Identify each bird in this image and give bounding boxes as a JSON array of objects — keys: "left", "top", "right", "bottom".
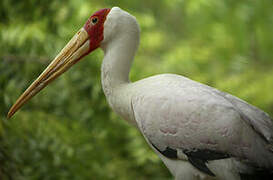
[{"left": 7, "top": 7, "right": 273, "bottom": 180}]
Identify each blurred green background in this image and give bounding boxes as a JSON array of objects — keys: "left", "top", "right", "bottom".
[{"left": 0, "top": 0, "right": 273, "bottom": 179}]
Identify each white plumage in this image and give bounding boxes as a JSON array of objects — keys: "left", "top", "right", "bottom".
[
  {"left": 8, "top": 7, "right": 273, "bottom": 180},
  {"left": 100, "top": 7, "right": 273, "bottom": 180}
]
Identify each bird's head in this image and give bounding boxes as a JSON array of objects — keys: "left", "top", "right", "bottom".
[
  {"left": 7, "top": 7, "right": 136, "bottom": 118},
  {"left": 83, "top": 8, "right": 110, "bottom": 52}
]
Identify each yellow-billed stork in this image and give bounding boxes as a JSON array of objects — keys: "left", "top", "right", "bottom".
[{"left": 7, "top": 7, "right": 273, "bottom": 180}]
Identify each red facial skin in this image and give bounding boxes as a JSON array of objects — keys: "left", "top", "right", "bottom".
[{"left": 84, "top": 8, "right": 111, "bottom": 52}]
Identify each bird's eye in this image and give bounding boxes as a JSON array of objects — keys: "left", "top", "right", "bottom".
[{"left": 91, "top": 17, "right": 98, "bottom": 25}]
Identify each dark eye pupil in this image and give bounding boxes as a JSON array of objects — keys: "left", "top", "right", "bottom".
[{"left": 92, "top": 18, "right": 98, "bottom": 24}]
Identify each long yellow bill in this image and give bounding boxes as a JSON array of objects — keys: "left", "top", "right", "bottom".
[{"left": 7, "top": 28, "right": 90, "bottom": 118}]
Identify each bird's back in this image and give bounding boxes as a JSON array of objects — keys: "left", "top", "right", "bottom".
[{"left": 129, "top": 74, "right": 273, "bottom": 174}]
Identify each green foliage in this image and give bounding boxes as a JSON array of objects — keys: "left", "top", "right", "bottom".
[{"left": 0, "top": 0, "right": 272, "bottom": 179}]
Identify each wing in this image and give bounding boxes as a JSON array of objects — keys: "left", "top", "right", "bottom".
[
  {"left": 180, "top": 75, "right": 273, "bottom": 145},
  {"left": 193, "top": 78, "right": 273, "bottom": 144},
  {"left": 130, "top": 75, "right": 273, "bottom": 174},
  {"left": 218, "top": 92, "right": 273, "bottom": 144}
]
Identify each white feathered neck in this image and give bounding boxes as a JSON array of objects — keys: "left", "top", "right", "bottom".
[{"left": 100, "top": 7, "right": 140, "bottom": 96}]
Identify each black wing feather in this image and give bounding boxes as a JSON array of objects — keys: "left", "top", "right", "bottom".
[{"left": 151, "top": 142, "right": 230, "bottom": 177}]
